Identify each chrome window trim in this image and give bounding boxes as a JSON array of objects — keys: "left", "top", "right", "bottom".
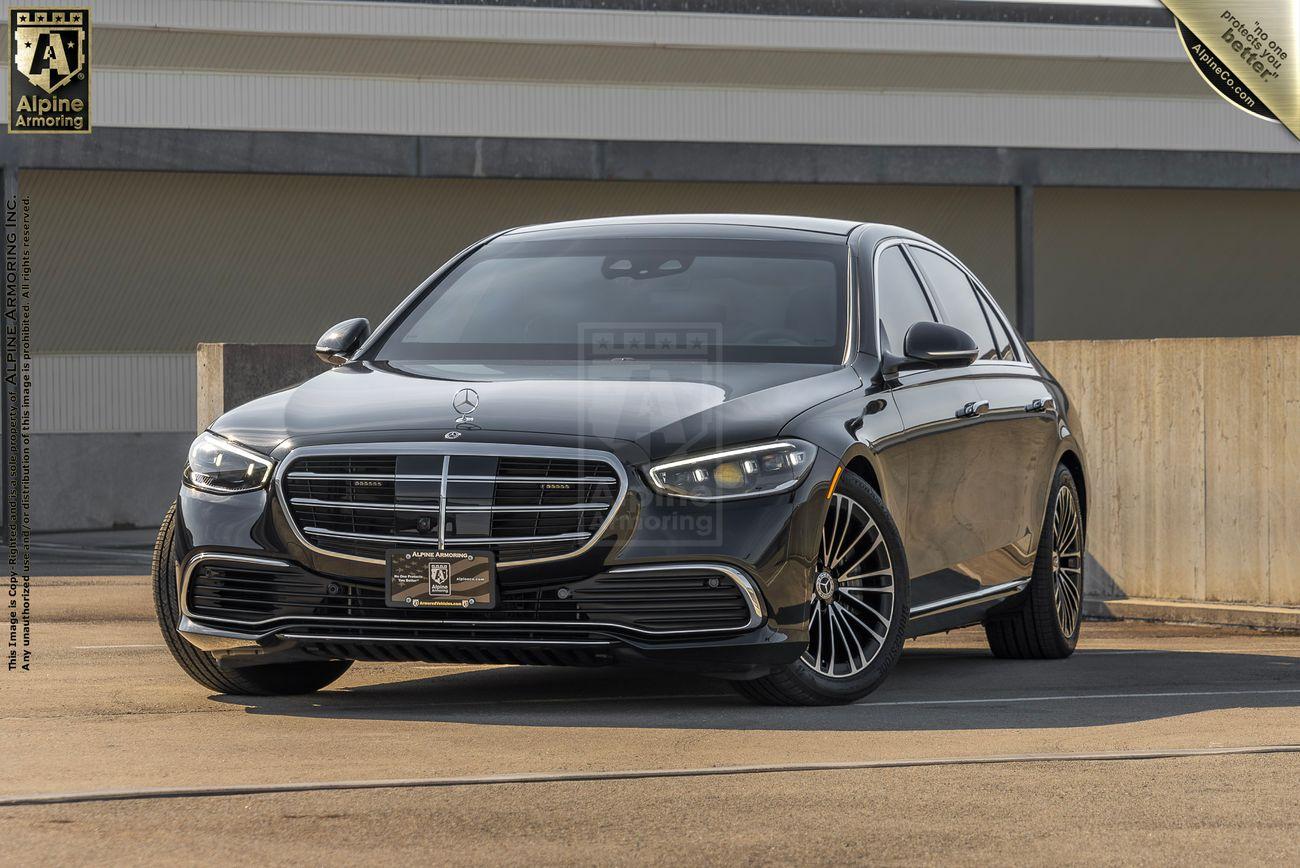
[
  {"left": 178, "top": 554, "right": 765, "bottom": 637},
  {"left": 870, "top": 236, "right": 1034, "bottom": 372},
  {"left": 843, "top": 243, "right": 857, "bottom": 366},
  {"left": 273, "top": 441, "right": 630, "bottom": 569}
]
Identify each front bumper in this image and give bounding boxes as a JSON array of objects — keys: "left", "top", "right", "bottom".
[{"left": 173, "top": 434, "right": 836, "bottom": 677}]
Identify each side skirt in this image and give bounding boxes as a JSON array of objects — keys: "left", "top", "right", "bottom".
[{"left": 905, "top": 578, "right": 1031, "bottom": 638}]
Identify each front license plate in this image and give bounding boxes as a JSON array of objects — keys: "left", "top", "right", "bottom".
[{"left": 386, "top": 549, "right": 496, "bottom": 610}]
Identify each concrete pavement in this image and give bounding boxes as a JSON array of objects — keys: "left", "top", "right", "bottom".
[{"left": 2, "top": 562, "right": 1299, "bottom": 865}]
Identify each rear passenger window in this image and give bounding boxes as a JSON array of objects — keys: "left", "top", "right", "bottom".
[
  {"left": 977, "top": 292, "right": 1017, "bottom": 361},
  {"left": 909, "top": 248, "right": 998, "bottom": 361},
  {"left": 875, "top": 246, "right": 936, "bottom": 355}
]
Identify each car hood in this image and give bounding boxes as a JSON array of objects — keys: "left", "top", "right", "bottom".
[{"left": 211, "top": 360, "right": 861, "bottom": 461}]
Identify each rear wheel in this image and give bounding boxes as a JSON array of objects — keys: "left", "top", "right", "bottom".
[
  {"left": 984, "top": 464, "right": 1083, "bottom": 659},
  {"left": 733, "top": 470, "right": 909, "bottom": 706},
  {"left": 152, "top": 502, "right": 352, "bottom": 695}
]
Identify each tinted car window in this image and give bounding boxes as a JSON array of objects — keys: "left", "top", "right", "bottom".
[
  {"left": 976, "top": 291, "right": 1017, "bottom": 361},
  {"left": 374, "top": 237, "right": 847, "bottom": 364},
  {"left": 875, "top": 246, "right": 936, "bottom": 355},
  {"left": 910, "top": 248, "right": 998, "bottom": 360}
]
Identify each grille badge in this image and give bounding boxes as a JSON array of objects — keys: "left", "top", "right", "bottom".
[{"left": 453, "top": 388, "right": 480, "bottom": 420}]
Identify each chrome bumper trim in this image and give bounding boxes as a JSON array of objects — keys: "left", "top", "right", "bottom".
[
  {"left": 279, "top": 633, "right": 613, "bottom": 647},
  {"left": 177, "top": 614, "right": 268, "bottom": 653},
  {"left": 178, "top": 554, "right": 766, "bottom": 637}
]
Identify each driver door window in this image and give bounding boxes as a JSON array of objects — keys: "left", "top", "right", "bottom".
[
  {"left": 909, "top": 248, "right": 998, "bottom": 361},
  {"left": 875, "top": 245, "right": 936, "bottom": 355}
]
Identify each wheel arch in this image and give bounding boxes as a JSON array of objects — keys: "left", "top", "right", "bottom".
[
  {"left": 1057, "top": 448, "right": 1087, "bottom": 526},
  {"left": 844, "top": 453, "right": 881, "bottom": 495}
]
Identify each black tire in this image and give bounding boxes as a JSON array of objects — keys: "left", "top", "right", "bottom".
[
  {"left": 983, "top": 465, "right": 1083, "bottom": 659},
  {"left": 152, "top": 502, "right": 352, "bottom": 695},
  {"left": 732, "top": 471, "right": 909, "bottom": 706}
]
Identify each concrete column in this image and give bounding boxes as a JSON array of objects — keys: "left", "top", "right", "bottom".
[{"left": 196, "top": 343, "right": 320, "bottom": 431}]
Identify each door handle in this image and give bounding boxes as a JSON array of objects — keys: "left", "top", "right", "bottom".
[
  {"left": 956, "top": 400, "right": 990, "bottom": 419},
  {"left": 1025, "top": 397, "right": 1056, "bottom": 413}
]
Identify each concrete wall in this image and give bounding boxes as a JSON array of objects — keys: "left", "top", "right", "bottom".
[
  {"left": 1032, "top": 336, "right": 1300, "bottom": 608},
  {"left": 32, "top": 432, "right": 189, "bottom": 532},
  {"left": 31, "top": 354, "right": 196, "bottom": 533}
]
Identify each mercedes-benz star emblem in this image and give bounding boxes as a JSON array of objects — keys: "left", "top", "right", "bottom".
[{"left": 453, "top": 388, "right": 480, "bottom": 416}]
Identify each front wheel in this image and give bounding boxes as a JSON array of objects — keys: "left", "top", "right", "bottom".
[
  {"left": 733, "top": 470, "right": 909, "bottom": 706},
  {"left": 152, "top": 502, "right": 353, "bottom": 695}
]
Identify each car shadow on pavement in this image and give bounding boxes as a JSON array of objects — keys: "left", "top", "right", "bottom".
[{"left": 215, "top": 645, "right": 1300, "bottom": 731}]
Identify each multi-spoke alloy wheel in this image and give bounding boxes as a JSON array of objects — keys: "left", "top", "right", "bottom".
[
  {"left": 732, "top": 470, "right": 909, "bottom": 706},
  {"left": 801, "top": 493, "right": 895, "bottom": 678},
  {"left": 984, "top": 463, "right": 1084, "bottom": 660},
  {"left": 1051, "top": 483, "right": 1083, "bottom": 636}
]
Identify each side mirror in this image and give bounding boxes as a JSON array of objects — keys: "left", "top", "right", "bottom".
[
  {"left": 315, "top": 317, "right": 370, "bottom": 366},
  {"left": 881, "top": 321, "right": 978, "bottom": 376}
]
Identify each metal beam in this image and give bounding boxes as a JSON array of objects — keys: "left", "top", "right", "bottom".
[
  {"left": 4, "top": 129, "right": 1300, "bottom": 191},
  {"left": 1015, "top": 184, "right": 1035, "bottom": 339}
]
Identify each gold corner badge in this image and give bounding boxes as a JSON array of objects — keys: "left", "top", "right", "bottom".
[
  {"left": 1162, "top": 1, "right": 1298, "bottom": 139},
  {"left": 9, "top": 8, "right": 90, "bottom": 134}
]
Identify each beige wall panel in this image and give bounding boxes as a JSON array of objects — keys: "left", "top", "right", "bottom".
[
  {"left": 1267, "top": 339, "right": 1300, "bottom": 605},
  {"left": 1204, "top": 337, "right": 1300, "bottom": 606},
  {"left": 28, "top": 170, "right": 1012, "bottom": 353},
  {"left": 1037, "top": 339, "right": 1206, "bottom": 602},
  {"left": 1204, "top": 340, "right": 1268, "bottom": 604},
  {"left": 1034, "top": 188, "right": 1300, "bottom": 341},
  {"left": 1142, "top": 340, "right": 1208, "bottom": 602},
  {"left": 1035, "top": 336, "right": 1300, "bottom": 609}
]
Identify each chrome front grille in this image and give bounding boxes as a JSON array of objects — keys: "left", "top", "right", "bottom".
[{"left": 278, "top": 446, "right": 625, "bottom": 566}]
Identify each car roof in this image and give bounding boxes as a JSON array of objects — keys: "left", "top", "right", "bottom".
[{"left": 502, "top": 214, "right": 864, "bottom": 238}]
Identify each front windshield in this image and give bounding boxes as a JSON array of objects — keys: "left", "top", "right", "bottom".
[{"left": 371, "top": 235, "right": 848, "bottom": 364}]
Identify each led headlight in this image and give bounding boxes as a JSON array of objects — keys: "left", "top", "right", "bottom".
[
  {"left": 646, "top": 440, "right": 817, "bottom": 501},
  {"left": 183, "top": 431, "right": 274, "bottom": 494}
]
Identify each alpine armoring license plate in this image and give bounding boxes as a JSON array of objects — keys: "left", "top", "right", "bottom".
[{"left": 386, "top": 549, "right": 496, "bottom": 610}]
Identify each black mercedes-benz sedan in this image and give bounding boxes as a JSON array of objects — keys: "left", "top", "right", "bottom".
[{"left": 155, "top": 214, "right": 1087, "bottom": 706}]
